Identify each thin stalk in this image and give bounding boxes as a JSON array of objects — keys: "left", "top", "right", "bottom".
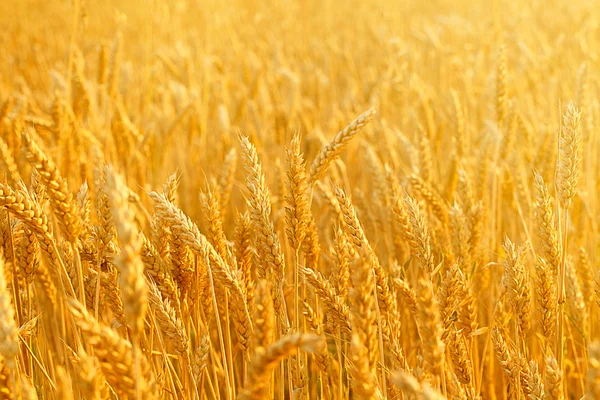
[
  {"left": 73, "top": 243, "right": 86, "bottom": 306},
  {"left": 556, "top": 204, "right": 568, "bottom": 397},
  {"left": 372, "top": 270, "right": 387, "bottom": 397},
  {"left": 514, "top": 321, "right": 522, "bottom": 399},
  {"left": 336, "top": 330, "right": 343, "bottom": 400},
  {"left": 205, "top": 255, "right": 232, "bottom": 399},
  {"left": 294, "top": 248, "right": 301, "bottom": 389},
  {"left": 131, "top": 334, "right": 142, "bottom": 400},
  {"left": 223, "top": 292, "right": 236, "bottom": 398}
]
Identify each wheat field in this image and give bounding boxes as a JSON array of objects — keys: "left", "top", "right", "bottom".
[{"left": 0, "top": 0, "right": 599, "bottom": 399}]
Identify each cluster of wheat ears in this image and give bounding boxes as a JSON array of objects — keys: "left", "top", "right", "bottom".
[{"left": 0, "top": 0, "right": 600, "bottom": 399}]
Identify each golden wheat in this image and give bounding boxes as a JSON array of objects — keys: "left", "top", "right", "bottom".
[{"left": 0, "top": 1, "right": 599, "bottom": 399}]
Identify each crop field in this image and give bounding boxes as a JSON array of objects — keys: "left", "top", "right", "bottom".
[{"left": 0, "top": 0, "right": 599, "bottom": 398}]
